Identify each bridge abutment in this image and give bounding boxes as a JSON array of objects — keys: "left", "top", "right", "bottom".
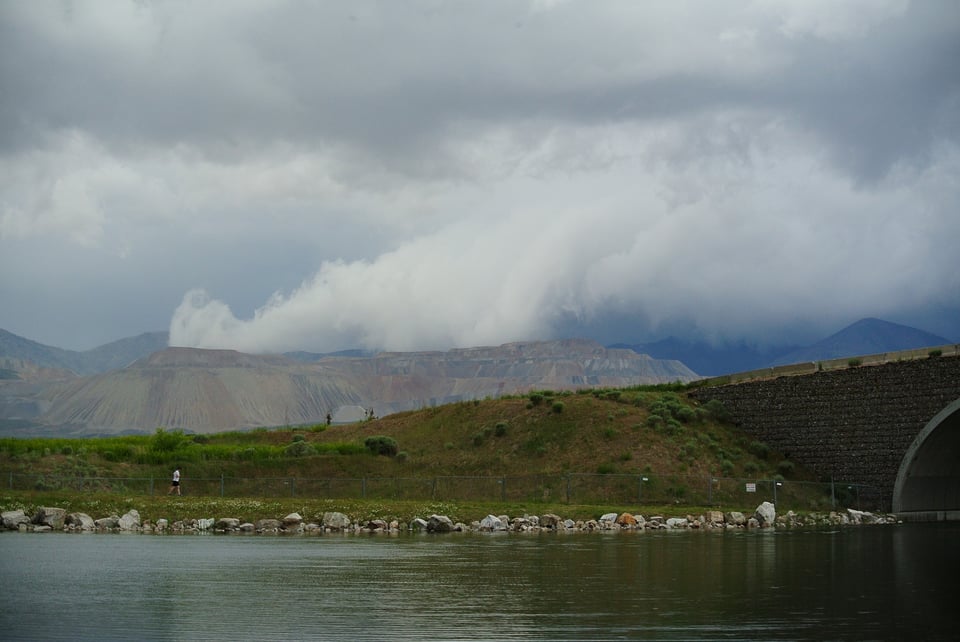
[{"left": 689, "top": 355, "right": 960, "bottom": 516}]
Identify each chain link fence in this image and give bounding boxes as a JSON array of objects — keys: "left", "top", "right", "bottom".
[{"left": 3, "top": 470, "right": 883, "bottom": 512}]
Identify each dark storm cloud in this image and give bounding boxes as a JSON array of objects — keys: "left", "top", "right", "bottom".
[{"left": 1, "top": 1, "right": 958, "bottom": 352}]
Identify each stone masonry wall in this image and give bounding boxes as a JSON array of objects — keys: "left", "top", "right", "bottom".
[{"left": 690, "top": 355, "right": 960, "bottom": 507}]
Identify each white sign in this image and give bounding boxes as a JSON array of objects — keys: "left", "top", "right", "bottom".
[{"left": 745, "top": 482, "right": 757, "bottom": 493}]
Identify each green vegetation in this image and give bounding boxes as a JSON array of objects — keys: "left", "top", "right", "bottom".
[{"left": 0, "top": 386, "right": 818, "bottom": 513}]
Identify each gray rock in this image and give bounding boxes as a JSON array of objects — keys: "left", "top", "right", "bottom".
[
  {"left": 410, "top": 517, "right": 429, "bottom": 531},
  {"left": 754, "top": 502, "right": 776, "bottom": 527},
  {"left": 2, "top": 509, "right": 29, "bottom": 530},
  {"left": 33, "top": 507, "right": 67, "bottom": 529},
  {"left": 283, "top": 512, "right": 303, "bottom": 527},
  {"left": 321, "top": 511, "right": 350, "bottom": 530},
  {"left": 539, "top": 513, "right": 561, "bottom": 529},
  {"left": 118, "top": 510, "right": 141, "bottom": 531},
  {"left": 665, "top": 517, "right": 688, "bottom": 529},
  {"left": 197, "top": 518, "right": 215, "bottom": 530},
  {"left": 256, "top": 518, "right": 282, "bottom": 532},
  {"left": 239, "top": 522, "right": 255, "bottom": 532},
  {"left": 95, "top": 515, "right": 120, "bottom": 529},
  {"left": 725, "top": 511, "right": 746, "bottom": 526},
  {"left": 155, "top": 518, "right": 169, "bottom": 531},
  {"left": 66, "top": 512, "right": 95, "bottom": 530},
  {"left": 847, "top": 509, "right": 876, "bottom": 524},
  {"left": 215, "top": 517, "right": 240, "bottom": 530},
  {"left": 705, "top": 511, "right": 724, "bottom": 524},
  {"left": 599, "top": 512, "right": 618, "bottom": 523},
  {"left": 479, "top": 514, "right": 504, "bottom": 531},
  {"left": 427, "top": 514, "right": 454, "bottom": 533}
]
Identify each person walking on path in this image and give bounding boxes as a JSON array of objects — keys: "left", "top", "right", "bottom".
[{"left": 168, "top": 466, "right": 181, "bottom": 495}]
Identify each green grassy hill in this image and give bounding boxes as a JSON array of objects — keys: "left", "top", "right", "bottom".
[{"left": 0, "top": 386, "right": 797, "bottom": 484}]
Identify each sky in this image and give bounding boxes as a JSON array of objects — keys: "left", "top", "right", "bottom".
[{"left": 1, "top": 0, "right": 958, "bottom": 354}]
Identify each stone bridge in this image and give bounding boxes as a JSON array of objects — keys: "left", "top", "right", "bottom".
[{"left": 689, "top": 347, "right": 960, "bottom": 521}]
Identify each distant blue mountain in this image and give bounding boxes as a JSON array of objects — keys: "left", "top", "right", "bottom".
[
  {"left": 769, "top": 318, "right": 951, "bottom": 366},
  {"left": 612, "top": 318, "right": 952, "bottom": 377},
  {"left": 610, "top": 337, "right": 797, "bottom": 377}
]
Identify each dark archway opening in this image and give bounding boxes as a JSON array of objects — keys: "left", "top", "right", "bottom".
[{"left": 893, "top": 398, "right": 960, "bottom": 520}]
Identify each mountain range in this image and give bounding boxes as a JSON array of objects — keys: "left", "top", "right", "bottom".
[
  {"left": 0, "top": 338, "right": 696, "bottom": 436},
  {"left": 614, "top": 318, "right": 953, "bottom": 376},
  {"left": 0, "top": 317, "right": 952, "bottom": 437}
]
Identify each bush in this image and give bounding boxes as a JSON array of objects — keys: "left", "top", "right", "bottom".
[
  {"left": 529, "top": 393, "right": 544, "bottom": 406},
  {"left": 364, "top": 435, "right": 399, "bottom": 457},
  {"left": 847, "top": 358, "right": 862, "bottom": 367},
  {"left": 749, "top": 440, "right": 770, "bottom": 460},
  {"left": 494, "top": 422, "right": 508, "bottom": 437},
  {"left": 776, "top": 460, "right": 795, "bottom": 477},
  {"left": 596, "top": 463, "right": 616, "bottom": 474},
  {"left": 150, "top": 428, "right": 187, "bottom": 453},
  {"left": 551, "top": 401, "right": 565, "bottom": 414},
  {"left": 720, "top": 458, "right": 735, "bottom": 475},
  {"left": 704, "top": 399, "right": 730, "bottom": 422},
  {"left": 284, "top": 441, "right": 316, "bottom": 457}
]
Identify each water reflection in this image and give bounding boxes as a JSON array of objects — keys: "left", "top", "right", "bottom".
[{"left": 0, "top": 525, "right": 957, "bottom": 641}]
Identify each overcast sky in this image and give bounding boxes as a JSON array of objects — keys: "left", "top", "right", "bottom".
[{"left": 1, "top": 0, "right": 958, "bottom": 354}]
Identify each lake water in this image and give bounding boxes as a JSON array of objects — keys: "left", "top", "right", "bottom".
[{"left": 1, "top": 523, "right": 957, "bottom": 641}]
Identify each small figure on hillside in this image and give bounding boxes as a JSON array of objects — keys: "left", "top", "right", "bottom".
[{"left": 168, "top": 466, "right": 181, "bottom": 495}]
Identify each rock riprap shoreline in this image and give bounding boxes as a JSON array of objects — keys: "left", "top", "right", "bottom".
[{"left": 2, "top": 502, "right": 894, "bottom": 535}]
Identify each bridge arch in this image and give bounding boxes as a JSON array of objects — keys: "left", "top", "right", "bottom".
[{"left": 893, "top": 397, "right": 960, "bottom": 519}]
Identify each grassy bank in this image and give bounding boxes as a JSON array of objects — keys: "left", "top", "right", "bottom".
[{"left": 2, "top": 386, "right": 825, "bottom": 517}]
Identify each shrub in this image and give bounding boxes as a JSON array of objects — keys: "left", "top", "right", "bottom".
[
  {"left": 847, "top": 358, "right": 862, "bottom": 367},
  {"left": 596, "top": 463, "right": 616, "bottom": 474},
  {"left": 150, "top": 428, "right": 187, "bottom": 453},
  {"left": 929, "top": 349, "right": 942, "bottom": 358},
  {"left": 284, "top": 441, "right": 316, "bottom": 457},
  {"left": 704, "top": 399, "right": 730, "bottom": 422},
  {"left": 364, "top": 435, "right": 399, "bottom": 457},
  {"left": 551, "top": 401, "right": 565, "bottom": 414},
  {"left": 749, "top": 440, "right": 770, "bottom": 460},
  {"left": 494, "top": 422, "right": 508, "bottom": 437},
  {"left": 720, "top": 458, "right": 735, "bottom": 475},
  {"left": 396, "top": 451, "right": 408, "bottom": 463},
  {"left": 743, "top": 461, "right": 759, "bottom": 475},
  {"left": 776, "top": 460, "right": 795, "bottom": 477},
  {"left": 529, "top": 393, "right": 544, "bottom": 406},
  {"left": 291, "top": 434, "right": 306, "bottom": 443},
  {"left": 472, "top": 433, "right": 485, "bottom": 447}
]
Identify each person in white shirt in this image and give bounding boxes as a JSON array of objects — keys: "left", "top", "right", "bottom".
[{"left": 168, "top": 467, "right": 181, "bottom": 495}]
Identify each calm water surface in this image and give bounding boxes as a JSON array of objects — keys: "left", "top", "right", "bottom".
[{"left": 1, "top": 523, "right": 957, "bottom": 640}]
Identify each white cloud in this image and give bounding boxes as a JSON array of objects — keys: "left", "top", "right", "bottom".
[{"left": 2, "top": 1, "right": 958, "bottom": 351}]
